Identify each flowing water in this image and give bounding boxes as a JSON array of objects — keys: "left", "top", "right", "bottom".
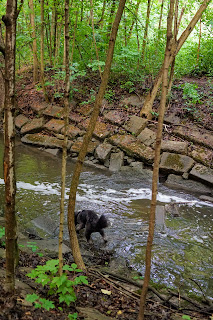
[{"left": 0, "top": 134, "right": 212, "bottom": 298}]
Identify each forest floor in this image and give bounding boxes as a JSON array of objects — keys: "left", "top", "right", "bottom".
[{"left": 0, "top": 68, "right": 213, "bottom": 320}]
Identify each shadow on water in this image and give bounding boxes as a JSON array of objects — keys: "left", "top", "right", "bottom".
[{"left": 0, "top": 134, "right": 212, "bottom": 298}]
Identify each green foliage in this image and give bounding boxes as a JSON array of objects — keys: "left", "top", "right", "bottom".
[
  {"left": 0, "top": 226, "right": 5, "bottom": 247},
  {"left": 18, "top": 241, "right": 43, "bottom": 257},
  {"left": 26, "top": 259, "right": 88, "bottom": 311},
  {"left": 182, "top": 315, "right": 191, "bottom": 320},
  {"left": 104, "top": 89, "right": 115, "bottom": 102},
  {"left": 182, "top": 82, "right": 202, "bottom": 105},
  {"left": 87, "top": 60, "right": 105, "bottom": 72},
  {"left": 120, "top": 81, "right": 135, "bottom": 93}
]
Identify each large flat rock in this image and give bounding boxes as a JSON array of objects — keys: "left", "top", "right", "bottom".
[
  {"left": 190, "top": 163, "right": 213, "bottom": 186},
  {"left": 42, "top": 104, "right": 65, "bottom": 118},
  {"left": 174, "top": 125, "right": 213, "bottom": 149},
  {"left": 109, "top": 134, "right": 155, "bottom": 164},
  {"left": 61, "top": 124, "right": 83, "bottom": 138},
  {"left": 137, "top": 128, "right": 156, "bottom": 146},
  {"left": 165, "top": 174, "right": 212, "bottom": 195},
  {"left": 188, "top": 145, "right": 213, "bottom": 168},
  {"left": 71, "top": 139, "right": 99, "bottom": 154},
  {"left": 15, "top": 114, "right": 29, "bottom": 129},
  {"left": 81, "top": 119, "right": 111, "bottom": 140},
  {"left": 20, "top": 118, "right": 44, "bottom": 134},
  {"left": 21, "top": 133, "right": 70, "bottom": 149},
  {"left": 44, "top": 119, "right": 65, "bottom": 133},
  {"left": 123, "top": 115, "right": 147, "bottom": 136},
  {"left": 104, "top": 111, "right": 127, "bottom": 125},
  {"left": 160, "top": 152, "right": 194, "bottom": 174},
  {"left": 161, "top": 140, "right": 188, "bottom": 154}
]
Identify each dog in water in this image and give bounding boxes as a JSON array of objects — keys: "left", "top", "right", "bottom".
[{"left": 75, "top": 210, "right": 108, "bottom": 243}]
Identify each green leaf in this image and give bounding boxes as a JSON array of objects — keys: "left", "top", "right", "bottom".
[
  {"left": 39, "top": 298, "right": 55, "bottom": 311},
  {"left": 26, "top": 293, "right": 39, "bottom": 303}
]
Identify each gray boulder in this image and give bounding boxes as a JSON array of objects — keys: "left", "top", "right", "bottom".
[
  {"left": 160, "top": 152, "right": 194, "bottom": 174},
  {"left": 109, "top": 151, "right": 124, "bottom": 172},
  {"left": 95, "top": 142, "right": 112, "bottom": 163}
]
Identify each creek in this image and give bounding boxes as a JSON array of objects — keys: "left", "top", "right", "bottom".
[{"left": 0, "top": 134, "right": 212, "bottom": 299}]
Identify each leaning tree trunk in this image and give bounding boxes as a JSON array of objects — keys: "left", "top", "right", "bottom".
[
  {"left": 67, "top": 0, "right": 126, "bottom": 269},
  {"left": 2, "top": 0, "right": 18, "bottom": 293},
  {"left": 140, "top": 0, "right": 212, "bottom": 118},
  {"left": 138, "top": 0, "right": 175, "bottom": 318}
]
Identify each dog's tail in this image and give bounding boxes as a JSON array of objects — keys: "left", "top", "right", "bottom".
[{"left": 96, "top": 214, "right": 108, "bottom": 230}]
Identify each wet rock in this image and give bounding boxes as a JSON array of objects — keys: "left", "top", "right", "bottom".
[
  {"left": 161, "top": 140, "right": 188, "bottom": 155},
  {"left": 20, "top": 117, "right": 44, "bottom": 135},
  {"left": 160, "top": 152, "right": 194, "bottom": 174},
  {"left": 130, "top": 161, "right": 144, "bottom": 171},
  {"left": 43, "top": 119, "right": 65, "bottom": 133},
  {"left": 15, "top": 114, "right": 29, "bottom": 129},
  {"left": 32, "top": 215, "right": 59, "bottom": 237},
  {"left": 199, "top": 195, "right": 213, "bottom": 203},
  {"left": 104, "top": 110, "right": 127, "bottom": 125},
  {"left": 123, "top": 115, "right": 147, "bottom": 136},
  {"left": 21, "top": 133, "right": 70, "bottom": 149},
  {"left": 95, "top": 142, "right": 112, "bottom": 163},
  {"left": 109, "top": 134, "right": 155, "bottom": 164},
  {"left": 44, "top": 148, "right": 60, "bottom": 156},
  {"left": 190, "top": 163, "right": 213, "bottom": 186},
  {"left": 138, "top": 128, "right": 156, "bottom": 146},
  {"left": 165, "top": 174, "right": 212, "bottom": 195},
  {"left": 109, "top": 151, "right": 124, "bottom": 172},
  {"left": 174, "top": 125, "right": 213, "bottom": 149}
]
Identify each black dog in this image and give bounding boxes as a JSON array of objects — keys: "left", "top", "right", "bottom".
[{"left": 75, "top": 210, "right": 108, "bottom": 243}]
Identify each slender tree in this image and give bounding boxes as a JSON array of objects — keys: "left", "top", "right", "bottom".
[
  {"left": 67, "top": 0, "right": 126, "bottom": 269},
  {"left": 29, "top": 0, "right": 39, "bottom": 82},
  {"left": 40, "top": 0, "right": 48, "bottom": 101},
  {"left": 141, "top": 0, "right": 151, "bottom": 62},
  {"left": 58, "top": 0, "right": 70, "bottom": 276},
  {"left": 138, "top": 1, "right": 175, "bottom": 318},
  {"left": 140, "top": 0, "right": 212, "bottom": 118},
  {"left": 2, "top": 0, "right": 19, "bottom": 293}
]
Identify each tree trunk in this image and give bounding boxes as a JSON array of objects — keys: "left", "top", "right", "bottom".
[
  {"left": 40, "top": 0, "right": 48, "bottom": 101},
  {"left": 90, "top": 0, "right": 102, "bottom": 79},
  {"left": 140, "top": 0, "right": 212, "bottom": 118},
  {"left": 67, "top": 0, "right": 126, "bottom": 269},
  {"left": 2, "top": 0, "right": 18, "bottom": 293},
  {"left": 58, "top": 0, "right": 70, "bottom": 276},
  {"left": 138, "top": 1, "right": 175, "bottom": 318},
  {"left": 196, "top": 18, "right": 202, "bottom": 66},
  {"left": 29, "top": 0, "right": 39, "bottom": 83},
  {"left": 141, "top": 0, "right": 151, "bottom": 62},
  {"left": 127, "top": 0, "right": 140, "bottom": 42}
]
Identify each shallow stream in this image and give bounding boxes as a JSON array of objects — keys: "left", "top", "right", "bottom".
[{"left": 0, "top": 134, "right": 212, "bottom": 298}]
